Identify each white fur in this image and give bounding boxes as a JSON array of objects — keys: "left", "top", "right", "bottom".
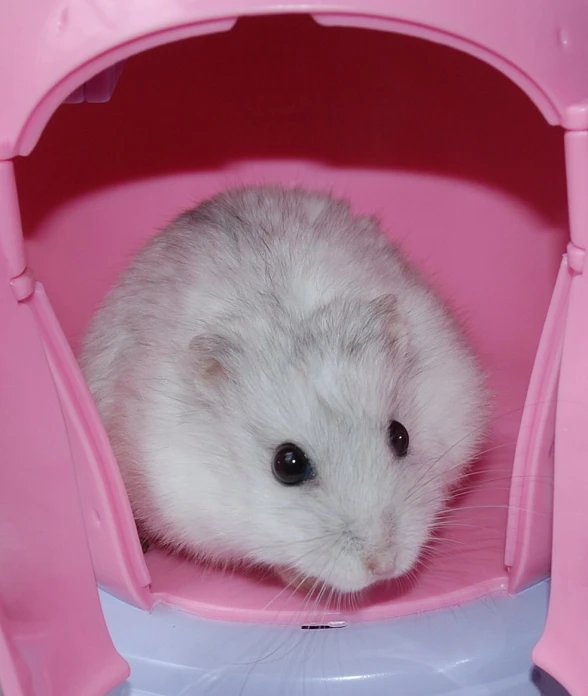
[{"left": 80, "top": 186, "right": 488, "bottom": 594}]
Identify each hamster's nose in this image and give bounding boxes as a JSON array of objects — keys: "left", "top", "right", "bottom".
[{"left": 366, "top": 556, "right": 396, "bottom": 578}]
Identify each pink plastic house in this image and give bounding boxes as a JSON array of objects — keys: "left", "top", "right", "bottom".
[{"left": 1, "top": 1, "right": 588, "bottom": 694}]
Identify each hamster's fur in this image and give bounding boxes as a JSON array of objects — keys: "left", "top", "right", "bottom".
[{"left": 80, "top": 186, "right": 488, "bottom": 594}]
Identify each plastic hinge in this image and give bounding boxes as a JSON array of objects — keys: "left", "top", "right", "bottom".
[
  {"left": 564, "top": 100, "right": 588, "bottom": 131},
  {"left": 566, "top": 242, "right": 585, "bottom": 273},
  {"left": 10, "top": 268, "right": 35, "bottom": 301}
]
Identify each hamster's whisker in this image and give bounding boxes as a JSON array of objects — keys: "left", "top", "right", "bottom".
[
  {"left": 313, "top": 578, "right": 331, "bottom": 611},
  {"left": 399, "top": 566, "right": 420, "bottom": 592},
  {"left": 447, "top": 481, "right": 552, "bottom": 499},
  {"left": 402, "top": 443, "right": 522, "bottom": 508},
  {"left": 431, "top": 528, "right": 505, "bottom": 542},
  {"left": 435, "top": 503, "right": 548, "bottom": 518},
  {"left": 421, "top": 393, "right": 588, "bottom": 486},
  {"left": 163, "top": 532, "right": 343, "bottom": 569},
  {"left": 460, "top": 470, "right": 554, "bottom": 480},
  {"left": 296, "top": 574, "right": 325, "bottom": 618},
  {"left": 431, "top": 520, "right": 498, "bottom": 531},
  {"left": 251, "top": 531, "right": 341, "bottom": 554},
  {"left": 260, "top": 536, "right": 339, "bottom": 615},
  {"left": 400, "top": 440, "right": 518, "bottom": 507},
  {"left": 414, "top": 439, "right": 519, "bottom": 493},
  {"left": 468, "top": 440, "right": 520, "bottom": 459},
  {"left": 297, "top": 546, "right": 345, "bottom": 619},
  {"left": 431, "top": 518, "right": 504, "bottom": 539},
  {"left": 452, "top": 471, "right": 555, "bottom": 487},
  {"left": 266, "top": 571, "right": 316, "bottom": 616}
]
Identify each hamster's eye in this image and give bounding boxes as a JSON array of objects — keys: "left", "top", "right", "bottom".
[
  {"left": 388, "top": 420, "right": 409, "bottom": 458},
  {"left": 272, "top": 443, "right": 315, "bottom": 486}
]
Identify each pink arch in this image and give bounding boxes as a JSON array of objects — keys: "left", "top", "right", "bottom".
[{"left": 16, "top": 10, "right": 558, "bottom": 156}]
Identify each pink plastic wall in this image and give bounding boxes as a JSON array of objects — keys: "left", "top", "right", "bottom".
[
  {"left": 0, "top": 210, "right": 129, "bottom": 694},
  {"left": 14, "top": 15, "right": 568, "bottom": 622}
]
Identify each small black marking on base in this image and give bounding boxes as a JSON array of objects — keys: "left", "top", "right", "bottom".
[{"left": 301, "top": 621, "right": 347, "bottom": 630}]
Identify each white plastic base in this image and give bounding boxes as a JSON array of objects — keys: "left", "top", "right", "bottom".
[{"left": 101, "top": 579, "right": 569, "bottom": 695}]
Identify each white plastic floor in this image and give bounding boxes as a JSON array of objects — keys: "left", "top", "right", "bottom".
[{"left": 102, "top": 580, "right": 570, "bottom": 696}]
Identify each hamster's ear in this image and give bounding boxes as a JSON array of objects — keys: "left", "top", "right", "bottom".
[
  {"left": 188, "top": 333, "right": 240, "bottom": 385},
  {"left": 368, "top": 294, "right": 410, "bottom": 354}
]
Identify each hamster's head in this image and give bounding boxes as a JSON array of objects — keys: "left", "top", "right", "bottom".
[{"left": 188, "top": 293, "right": 488, "bottom": 595}]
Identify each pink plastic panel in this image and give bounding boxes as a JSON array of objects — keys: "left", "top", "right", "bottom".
[
  {"left": 504, "top": 256, "right": 569, "bottom": 592},
  {"left": 533, "top": 264, "right": 588, "bottom": 696},
  {"left": 29, "top": 285, "right": 151, "bottom": 609},
  {"left": 15, "top": 17, "right": 568, "bottom": 622},
  {"left": 0, "top": 265, "right": 129, "bottom": 693}
]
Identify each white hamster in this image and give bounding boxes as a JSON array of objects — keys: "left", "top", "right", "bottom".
[{"left": 80, "top": 186, "right": 488, "bottom": 595}]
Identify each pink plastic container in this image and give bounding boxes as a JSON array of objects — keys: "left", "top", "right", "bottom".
[{"left": 1, "top": 2, "right": 588, "bottom": 695}]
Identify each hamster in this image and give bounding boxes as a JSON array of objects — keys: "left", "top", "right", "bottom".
[{"left": 80, "top": 185, "right": 488, "bottom": 595}]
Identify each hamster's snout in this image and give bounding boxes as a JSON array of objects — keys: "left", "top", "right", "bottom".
[
  {"left": 277, "top": 543, "right": 417, "bottom": 596},
  {"left": 365, "top": 555, "right": 397, "bottom": 578}
]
